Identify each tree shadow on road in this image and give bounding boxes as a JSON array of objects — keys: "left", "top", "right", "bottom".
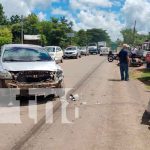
[
  {"left": 108, "top": 79, "right": 121, "bottom": 82},
  {"left": 141, "top": 111, "right": 150, "bottom": 130}
]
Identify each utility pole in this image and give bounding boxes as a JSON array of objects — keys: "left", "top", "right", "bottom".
[
  {"left": 21, "top": 15, "right": 24, "bottom": 44},
  {"left": 133, "top": 20, "right": 136, "bottom": 45}
]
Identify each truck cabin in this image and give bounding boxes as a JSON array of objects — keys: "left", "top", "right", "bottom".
[{"left": 142, "top": 41, "right": 150, "bottom": 51}]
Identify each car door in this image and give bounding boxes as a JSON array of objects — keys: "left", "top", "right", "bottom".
[
  {"left": 77, "top": 47, "right": 80, "bottom": 56},
  {"left": 55, "top": 47, "right": 60, "bottom": 61},
  {"left": 59, "top": 47, "right": 63, "bottom": 59}
]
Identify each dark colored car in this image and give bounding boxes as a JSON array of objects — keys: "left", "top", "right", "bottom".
[{"left": 88, "top": 47, "right": 98, "bottom": 54}]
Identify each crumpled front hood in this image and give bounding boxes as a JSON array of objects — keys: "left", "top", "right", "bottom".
[{"left": 1, "top": 61, "right": 60, "bottom": 72}]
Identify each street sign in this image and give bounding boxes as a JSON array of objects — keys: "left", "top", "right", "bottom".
[{"left": 66, "top": 33, "right": 75, "bottom": 37}]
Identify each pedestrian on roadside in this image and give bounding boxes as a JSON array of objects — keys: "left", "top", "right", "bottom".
[{"left": 118, "top": 44, "right": 130, "bottom": 81}]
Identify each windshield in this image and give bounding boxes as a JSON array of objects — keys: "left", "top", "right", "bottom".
[
  {"left": 88, "top": 43, "right": 96, "bottom": 46},
  {"left": 81, "top": 47, "right": 86, "bottom": 50},
  {"left": 45, "top": 47, "right": 55, "bottom": 52},
  {"left": 66, "top": 47, "right": 77, "bottom": 51},
  {"left": 2, "top": 47, "right": 52, "bottom": 62}
]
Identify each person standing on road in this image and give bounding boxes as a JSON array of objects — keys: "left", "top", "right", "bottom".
[{"left": 118, "top": 44, "right": 130, "bottom": 81}]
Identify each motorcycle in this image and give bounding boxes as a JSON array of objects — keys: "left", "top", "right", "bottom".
[
  {"left": 108, "top": 53, "right": 119, "bottom": 62},
  {"left": 129, "top": 55, "right": 143, "bottom": 67}
]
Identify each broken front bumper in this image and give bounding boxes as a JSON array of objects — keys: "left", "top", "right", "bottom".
[{"left": 4, "top": 79, "right": 63, "bottom": 89}]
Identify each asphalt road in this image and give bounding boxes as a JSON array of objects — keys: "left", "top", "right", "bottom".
[
  {"left": 0, "top": 55, "right": 106, "bottom": 150},
  {"left": 18, "top": 56, "right": 150, "bottom": 150}
]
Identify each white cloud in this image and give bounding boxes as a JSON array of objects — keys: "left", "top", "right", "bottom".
[
  {"left": 0, "top": 0, "right": 31, "bottom": 17},
  {"left": 52, "top": 8, "right": 68, "bottom": 16},
  {"left": 68, "top": 0, "right": 123, "bottom": 40},
  {"left": 70, "top": 0, "right": 112, "bottom": 10},
  {"left": 0, "top": 0, "right": 59, "bottom": 17},
  {"left": 3, "top": 0, "right": 150, "bottom": 41},
  {"left": 37, "top": 12, "right": 47, "bottom": 21},
  {"left": 25, "top": 0, "right": 60, "bottom": 10},
  {"left": 72, "top": 9, "right": 123, "bottom": 41},
  {"left": 122, "top": 0, "right": 150, "bottom": 34}
]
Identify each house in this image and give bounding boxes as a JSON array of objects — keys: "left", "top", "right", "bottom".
[{"left": 24, "top": 35, "right": 41, "bottom": 45}]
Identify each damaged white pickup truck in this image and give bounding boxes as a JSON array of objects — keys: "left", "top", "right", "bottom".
[{"left": 0, "top": 44, "right": 64, "bottom": 90}]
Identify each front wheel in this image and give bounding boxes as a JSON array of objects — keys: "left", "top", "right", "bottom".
[
  {"left": 108, "top": 56, "right": 114, "bottom": 62},
  {"left": 0, "top": 80, "right": 5, "bottom": 88},
  {"left": 75, "top": 55, "right": 78, "bottom": 59},
  {"left": 60, "top": 57, "right": 63, "bottom": 63}
]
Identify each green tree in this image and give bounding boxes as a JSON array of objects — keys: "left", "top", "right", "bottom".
[
  {"left": 40, "top": 34, "right": 47, "bottom": 46},
  {"left": 121, "top": 28, "right": 149, "bottom": 46},
  {"left": 37, "top": 21, "right": 53, "bottom": 45},
  {"left": 0, "top": 3, "right": 9, "bottom": 25},
  {"left": 11, "top": 23, "right": 21, "bottom": 43},
  {"left": 86, "top": 28, "right": 110, "bottom": 44},
  {"left": 10, "top": 15, "right": 21, "bottom": 24},
  {"left": 121, "top": 28, "right": 134, "bottom": 45},
  {"left": 24, "top": 13, "right": 39, "bottom": 35},
  {"left": 76, "top": 29, "right": 87, "bottom": 46},
  {"left": 37, "top": 17, "right": 73, "bottom": 48},
  {"left": 134, "top": 34, "right": 148, "bottom": 46},
  {"left": 0, "top": 27, "right": 12, "bottom": 46}
]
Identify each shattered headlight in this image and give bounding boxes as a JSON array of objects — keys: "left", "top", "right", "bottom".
[
  {"left": 56, "top": 69, "right": 63, "bottom": 78},
  {"left": 0, "top": 70, "right": 12, "bottom": 79},
  {"left": 54, "top": 69, "right": 63, "bottom": 82}
]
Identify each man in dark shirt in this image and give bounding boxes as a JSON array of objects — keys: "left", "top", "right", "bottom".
[{"left": 118, "top": 44, "right": 130, "bottom": 81}]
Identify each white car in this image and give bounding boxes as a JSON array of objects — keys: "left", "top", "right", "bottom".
[
  {"left": 0, "top": 44, "right": 64, "bottom": 89},
  {"left": 45, "top": 46, "right": 64, "bottom": 63},
  {"left": 80, "top": 47, "right": 89, "bottom": 56},
  {"left": 100, "top": 47, "right": 110, "bottom": 55},
  {"left": 64, "top": 46, "right": 81, "bottom": 59}
]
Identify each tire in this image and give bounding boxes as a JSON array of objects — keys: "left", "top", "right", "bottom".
[
  {"left": 0, "top": 80, "right": 5, "bottom": 88},
  {"left": 108, "top": 56, "right": 114, "bottom": 62},
  {"left": 60, "top": 57, "right": 63, "bottom": 63},
  {"left": 0, "top": 80, "right": 3, "bottom": 88},
  {"left": 75, "top": 55, "right": 78, "bottom": 59}
]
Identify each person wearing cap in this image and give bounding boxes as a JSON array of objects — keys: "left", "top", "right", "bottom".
[{"left": 118, "top": 44, "right": 130, "bottom": 81}]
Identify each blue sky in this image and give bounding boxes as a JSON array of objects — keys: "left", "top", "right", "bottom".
[{"left": 1, "top": 0, "right": 150, "bottom": 41}]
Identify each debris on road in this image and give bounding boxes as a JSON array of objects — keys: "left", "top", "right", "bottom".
[{"left": 69, "top": 94, "right": 79, "bottom": 101}]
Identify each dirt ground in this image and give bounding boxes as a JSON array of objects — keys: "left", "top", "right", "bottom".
[
  {"left": 20, "top": 58, "right": 150, "bottom": 150},
  {"left": 0, "top": 55, "right": 106, "bottom": 150}
]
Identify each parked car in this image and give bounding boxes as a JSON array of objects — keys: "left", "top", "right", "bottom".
[
  {"left": 45, "top": 46, "right": 63, "bottom": 63},
  {"left": 100, "top": 47, "right": 110, "bottom": 55},
  {"left": 0, "top": 44, "right": 64, "bottom": 90},
  {"left": 88, "top": 47, "right": 98, "bottom": 55},
  {"left": 146, "top": 52, "right": 150, "bottom": 68},
  {"left": 80, "top": 47, "right": 89, "bottom": 56},
  {"left": 64, "top": 46, "right": 81, "bottom": 59}
]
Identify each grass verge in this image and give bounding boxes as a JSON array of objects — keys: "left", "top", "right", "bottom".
[{"left": 131, "top": 68, "right": 150, "bottom": 89}]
